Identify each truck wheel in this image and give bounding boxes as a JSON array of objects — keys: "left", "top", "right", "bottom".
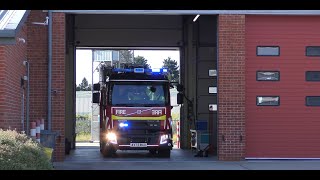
[
  {"left": 149, "top": 150, "right": 157, "bottom": 155},
  {"left": 158, "top": 150, "right": 170, "bottom": 158},
  {"left": 99, "top": 142, "right": 104, "bottom": 152},
  {"left": 102, "top": 146, "right": 115, "bottom": 158}
]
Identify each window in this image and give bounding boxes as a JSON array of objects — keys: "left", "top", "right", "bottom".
[
  {"left": 256, "top": 96, "right": 280, "bottom": 106},
  {"left": 257, "top": 71, "right": 280, "bottom": 81},
  {"left": 257, "top": 46, "right": 280, "bottom": 56},
  {"left": 306, "top": 46, "right": 320, "bottom": 56},
  {"left": 306, "top": 96, "right": 320, "bottom": 106},
  {"left": 306, "top": 71, "right": 320, "bottom": 81},
  {"left": 93, "top": 50, "right": 112, "bottom": 62},
  {"left": 112, "top": 51, "right": 120, "bottom": 61},
  {"left": 110, "top": 82, "right": 168, "bottom": 106}
]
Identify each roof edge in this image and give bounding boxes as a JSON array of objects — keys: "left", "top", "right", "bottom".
[
  {"left": 51, "top": 10, "right": 320, "bottom": 15},
  {"left": 14, "top": 10, "right": 30, "bottom": 37},
  {"left": 0, "top": 10, "right": 30, "bottom": 44},
  {"left": 0, "top": 30, "right": 15, "bottom": 37}
]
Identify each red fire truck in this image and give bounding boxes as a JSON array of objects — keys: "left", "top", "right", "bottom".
[{"left": 92, "top": 65, "right": 173, "bottom": 157}]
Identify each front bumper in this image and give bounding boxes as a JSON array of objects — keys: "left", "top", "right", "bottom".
[{"left": 105, "top": 140, "right": 173, "bottom": 151}]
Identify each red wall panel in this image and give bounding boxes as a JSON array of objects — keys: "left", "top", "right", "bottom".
[{"left": 246, "top": 16, "right": 320, "bottom": 158}]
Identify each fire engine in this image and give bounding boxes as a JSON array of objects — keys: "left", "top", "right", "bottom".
[{"left": 92, "top": 64, "right": 173, "bottom": 157}]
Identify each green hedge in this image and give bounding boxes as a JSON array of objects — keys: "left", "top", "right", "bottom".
[
  {"left": 0, "top": 129, "right": 53, "bottom": 170},
  {"left": 76, "top": 119, "right": 91, "bottom": 134}
]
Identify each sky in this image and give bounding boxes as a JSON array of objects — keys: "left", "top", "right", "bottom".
[{"left": 76, "top": 49, "right": 180, "bottom": 85}]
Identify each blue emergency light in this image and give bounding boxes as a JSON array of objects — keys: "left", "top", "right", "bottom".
[
  {"left": 134, "top": 68, "right": 145, "bottom": 73},
  {"left": 145, "top": 68, "right": 168, "bottom": 74},
  {"left": 151, "top": 68, "right": 161, "bottom": 73},
  {"left": 113, "top": 68, "right": 133, "bottom": 73},
  {"left": 112, "top": 67, "right": 168, "bottom": 75},
  {"left": 119, "top": 122, "right": 129, "bottom": 127}
]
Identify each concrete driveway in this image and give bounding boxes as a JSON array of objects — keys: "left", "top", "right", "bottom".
[{"left": 53, "top": 143, "right": 320, "bottom": 170}]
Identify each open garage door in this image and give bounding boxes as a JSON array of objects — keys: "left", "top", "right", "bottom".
[
  {"left": 74, "top": 14, "right": 183, "bottom": 47},
  {"left": 246, "top": 15, "right": 320, "bottom": 159}
]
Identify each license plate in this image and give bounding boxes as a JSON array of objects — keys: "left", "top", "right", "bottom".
[{"left": 130, "top": 143, "right": 147, "bottom": 147}]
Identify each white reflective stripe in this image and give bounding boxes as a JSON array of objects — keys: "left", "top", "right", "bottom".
[
  {"left": 105, "top": 116, "right": 110, "bottom": 129},
  {"left": 119, "top": 145, "right": 159, "bottom": 147}
]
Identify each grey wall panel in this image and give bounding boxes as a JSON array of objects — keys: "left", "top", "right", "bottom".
[
  {"left": 197, "top": 61, "right": 217, "bottom": 79},
  {"left": 197, "top": 96, "right": 217, "bottom": 114},
  {"left": 199, "top": 16, "right": 217, "bottom": 45},
  {"left": 198, "top": 47, "right": 216, "bottom": 61},
  {"left": 74, "top": 14, "right": 183, "bottom": 47},
  {"left": 75, "top": 15, "right": 183, "bottom": 29},
  {"left": 197, "top": 79, "right": 217, "bottom": 95},
  {"left": 75, "top": 29, "right": 182, "bottom": 47}
]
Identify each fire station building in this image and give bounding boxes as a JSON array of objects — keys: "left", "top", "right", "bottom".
[{"left": 1, "top": 10, "right": 320, "bottom": 161}]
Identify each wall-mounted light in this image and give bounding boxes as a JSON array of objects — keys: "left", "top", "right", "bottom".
[
  {"left": 23, "top": 60, "right": 28, "bottom": 66},
  {"left": 32, "top": 16, "right": 49, "bottom": 26},
  {"left": 18, "top": 38, "right": 26, "bottom": 44},
  {"left": 193, "top": 14, "right": 200, "bottom": 22}
]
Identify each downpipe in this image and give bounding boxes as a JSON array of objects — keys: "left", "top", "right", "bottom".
[{"left": 48, "top": 10, "right": 52, "bottom": 131}]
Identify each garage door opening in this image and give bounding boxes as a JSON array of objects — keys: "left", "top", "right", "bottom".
[
  {"left": 75, "top": 48, "right": 181, "bottom": 152},
  {"left": 65, "top": 13, "right": 218, "bottom": 160}
]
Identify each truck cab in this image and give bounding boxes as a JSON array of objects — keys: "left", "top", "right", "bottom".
[{"left": 93, "top": 66, "right": 173, "bottom": 157}]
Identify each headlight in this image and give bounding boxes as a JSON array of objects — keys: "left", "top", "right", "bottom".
[
  {"left": 106, "top": 132, "right": 117, "bottom": 144},
  {"left": 160, "top": 134, "right": 169, "bottom": 144}
]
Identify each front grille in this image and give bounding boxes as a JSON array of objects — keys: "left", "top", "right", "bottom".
[{"left": 116, "top": 120, "right": 161, "bottom": 145}]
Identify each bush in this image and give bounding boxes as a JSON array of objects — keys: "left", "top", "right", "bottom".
[
  {"left": 0, "top": 129, "right": 53, "bottom": 170},
  {"left": 76, "top": 114, "right": 91, "bottom": 135}
]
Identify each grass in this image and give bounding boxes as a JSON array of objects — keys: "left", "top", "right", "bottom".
[{"left": 76, "top": 133, "right": 91, "bottom": 142}]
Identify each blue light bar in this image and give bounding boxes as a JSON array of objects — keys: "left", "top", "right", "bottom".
[
  {"left": 112, "top": 67, "right": 168, "bottom": 75},
  {"left": 134, "top": 68, "right": 144, "bottom": 73},
  {"left": 113, "top": 68, "right": 133, "bottom": 73},
  {"left": 152, "top": 68, "right": 161, "bottom": 73}
]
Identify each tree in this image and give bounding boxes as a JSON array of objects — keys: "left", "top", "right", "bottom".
[
  {"left": 119, "top": 50, "right": 134, "bottom": 64},
  {"left": 76, "top": 77, "right": 91, "bottom": 91},
  {"left": 162, "top": 57, "right": 179, "bottom": 82},
  {"left": 133, "top": 56, "right": 151, "bottom": 68}
]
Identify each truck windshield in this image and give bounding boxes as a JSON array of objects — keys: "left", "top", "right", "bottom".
[{"left": 110, "top": 82, "right": 169, "bottom": 106}]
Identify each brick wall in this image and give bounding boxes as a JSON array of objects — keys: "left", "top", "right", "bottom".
[
  {"left": 26, "top": 11, "right": 66, "bottom": 161},
  {"left": 0, "top": 25, "right": 27, "bottom": 131},
  {"left": 51, "top": 12, "right": 66, "bottom": 161},
  {"left": 0, "top": 47, "right": 5, "bottom": 128},
  {"left": 26, "top": 10, "right": 48, "bottom": 128},
  {"left": 218, "top": 15, "right": 246, "bottom": 161}
]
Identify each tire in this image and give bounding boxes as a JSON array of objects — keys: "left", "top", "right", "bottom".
[
  {"left": 158, "top": 149, "right": 170, "bottom": 158},
  {"left": 102, "top": 146, "right": 116, "bottom": 158},
  {"left": 99, "top": 142, "right": 104, "bottom": 152},
  {"left": 149, "top": 150, "right": 157, "bottom": 155}
]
